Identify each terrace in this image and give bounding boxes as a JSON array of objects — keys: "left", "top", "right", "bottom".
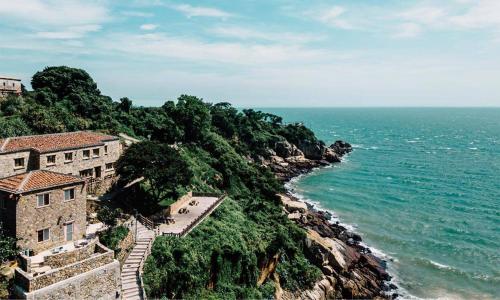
[{"left": 158, "top": 193, "right": 226, "bottom": 237}]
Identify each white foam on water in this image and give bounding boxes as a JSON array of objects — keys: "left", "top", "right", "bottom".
[
  {"left": 285, "top": 169, "right": 420, "bottom": 299},
  {"left": 429, "top": 260, "right": 455, "bottom": 271}
]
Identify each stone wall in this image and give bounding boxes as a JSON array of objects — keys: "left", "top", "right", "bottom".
[
  {"left": 43, "top": 239, "right": 96, "bottom": 269},
  {"left": 15, "top": 183, "right": 87, "bottom": 254},
  {"left": 38, "top": 139, "right": 122, "bottom": 178},
  {"left": 17, "top": 260, "right": 121, "bottom": 300},
  {"left": 115, "top": 228, "right": 134, "bottom": 265},
  {"left": 15, "top": 244, "right": 114, "bottom": 292},
  {"left": 0, "top": 150, "right": 32, "bottom": 178}
]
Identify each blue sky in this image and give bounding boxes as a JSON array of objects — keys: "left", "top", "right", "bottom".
[{"left": 1, "top": 0, "right": 500, "bottom": 107}]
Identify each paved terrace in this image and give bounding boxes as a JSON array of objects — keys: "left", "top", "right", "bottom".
[{"left": 158, "top": 195, "right": 225, "bottom": 237}]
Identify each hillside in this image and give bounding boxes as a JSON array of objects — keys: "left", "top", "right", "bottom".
[{"left": 0, "top": 66, "right": 390, "bottom": 299}]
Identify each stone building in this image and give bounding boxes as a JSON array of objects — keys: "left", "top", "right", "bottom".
[
  {"left": 0, "top": 170, "right": 86, "bottom": 254},
  {"left": 0, "top": 131, "right": 122, "bottom": 194},
  {"left": 0, "top": 131, "right": 123, "bottom": 299},
  {"left": 0, "top": 77, "right": 22, "bottom": 97}
]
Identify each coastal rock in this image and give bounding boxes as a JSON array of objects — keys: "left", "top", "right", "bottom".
[
  {"left": 323, "top": 148, "right": 341, "bottom": 163},
  {"left": 306, "top": 230, "right": 352, "bottom": 272},
  {"left": 275, "top": 141, "right": 304, "bottom": 158},
  {"left": 330, "top": 140, "right": 353, "bottom": 156},
  {"left": 279, "top": 194, "right": 307, "bottom": 213},
  {"left": 279, "top": 276, "right": 336, "bottom": 300},
  {"left": 299, "top": 141, "right": 325, "bottom": 160}
]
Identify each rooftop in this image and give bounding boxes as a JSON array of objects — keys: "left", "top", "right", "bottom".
[
  {"left": 0, "top": 77, "right": 21, "bottom": 81},
  {"left": 0, "top": 170, "right": 84, "bottom": 194},
  {"left": 0, "top": 131, "right": 118, "bottom": 154}
]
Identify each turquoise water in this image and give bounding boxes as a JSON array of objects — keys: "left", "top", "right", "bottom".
[{"left": 262, "top": 108, "right": 500, "bottom": 299}]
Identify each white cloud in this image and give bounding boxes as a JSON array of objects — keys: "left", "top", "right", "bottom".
[
  {"left": 396, "top": 0, "right": 500, "bottom": 35},
  {"left": 98, "top": 33, "right": 333, "bottom": 66},
  {"left": 310, "top": 6, "right": 354, "bottom": 29},
  {"left": 122, "top": 11, "right": 154, "bottom": 18},
  {"left": 36, "top": 24, "right": 101, "bottom": 39},
  {"left": 398, "top": 6, "right": 446, "bottom": 25},
  {"left": 171, "top": 4, "right": 232, "bottom": 19},
  {"left": 449, "top": 0, "right": 500, "bottom": 29},
  {"left": 0, "top": 0, "right": 108, "bottom": 26},
  {"left": 210, "top": 26, "right": 324, "bottom": 43},
  {"left": 140, "top": 24, "right": 158, "bottom": 30},
  {"left": 393, "top": 23, "right": 422, "bottom": 38}
]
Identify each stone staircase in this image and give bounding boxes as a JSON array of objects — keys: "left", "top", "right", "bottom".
[{"left": 121, "top": 221, "right": 155, "bottom": 300}]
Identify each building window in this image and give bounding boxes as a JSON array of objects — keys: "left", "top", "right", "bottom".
[
  {"left": 79, "top": 169, "right": 93, "bottom": 178},
  {"left": 64, "top": 188, "right": 75, "bottom": 201},
  {"left": 64, "top": 152, "right": 73, "bottom": 162},
  {"left": 36, "top": 193, "right": 50, "bottom": 207},
  {"left": 14, "top": 158, "right": 25, "bottom": 169},
  {"left": 104, "top": 146, "right": 108, "bottom": 155},
  {"left": 83, "top": 150, "right": 90, "bottom": 159},
  {"left": 0, "top": 198, "right": 5, "bottom": 209},
  {"left": 92, "top": 148, "right": 100, "bottom": 157},
  {"left": 37, "top": 228, "right": 50, "bottom": 242},
  {"left": 105, "top": 163, "right": 114, "bottom": 171},
  {"left": 65, "top": 222, "right": 74, "bottom": 241},
  {"left": 46, "top": 155, "right": 56, "bottom": 165}
]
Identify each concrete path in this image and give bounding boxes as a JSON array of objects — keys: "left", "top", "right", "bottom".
[
  {"left": 158, "top": 196, "right": 223, "bottom": 236},
  {"left": 121, "top": 221, "right": 155, "bottom": 300}
]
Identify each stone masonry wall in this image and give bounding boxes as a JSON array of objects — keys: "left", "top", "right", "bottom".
[
  {"left": 38, "top": 140, "right": 122, "bottom": 177},
  {"left": 19, "top": 260, "right": 121, "bottom": 300},
  {"left": 43, "top": 239, "right": 97, "bottom": 269},
  {"left": 15, "top": 183, "right": 86, "bottom": 254},
  {"left": 0, "top": 150, "right": 32, "bottom": 178}
]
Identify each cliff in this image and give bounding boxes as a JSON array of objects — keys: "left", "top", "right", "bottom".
[{"left": 263, "top": 140, "right": 397, "bottom": 299}]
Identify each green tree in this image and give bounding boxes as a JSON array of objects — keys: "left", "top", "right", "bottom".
[
  {"left": 0, "top": 229, "right": 18, "bottom": 263},
  {"left": 116, "top": 141, "right": 193, "bottom": 203}
]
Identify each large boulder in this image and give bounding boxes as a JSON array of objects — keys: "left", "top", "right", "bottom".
[
  {"left": 279, "top": 194, "right": 308, "bottom": 213},
  {"left": 275, "top": 141, "right": 303, "bottom": 158},
  {"left": 299, "top": 142, "right": 325, "bottom": 160},
  {"left": 305, "top": 230, "right": 360, "bottom": 273},
  {"left": 323, "top": 148, "right": 341, "bottom": 163},
  {"left": 330, "top": 140, "right": 352, "bottom": 156}
]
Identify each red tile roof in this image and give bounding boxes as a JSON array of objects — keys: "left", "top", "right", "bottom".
[
  {"left": 0, "top": 131, "right": 118, "bottom": 154},
  {"left": 0, "top": 170, "right": 84, "bottom": 194}
]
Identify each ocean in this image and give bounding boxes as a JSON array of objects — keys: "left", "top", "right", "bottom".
[{"left": 261, "top": 108, "right": 500, "bottom": 299}]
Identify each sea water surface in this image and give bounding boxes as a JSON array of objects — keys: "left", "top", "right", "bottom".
[{"left": 261, "top": 108, "right": 500, "bottom": 299}]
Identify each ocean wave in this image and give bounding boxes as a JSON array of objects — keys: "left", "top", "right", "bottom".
[{"left": 428, "top": 260, "right": 455, "bottom": 271}]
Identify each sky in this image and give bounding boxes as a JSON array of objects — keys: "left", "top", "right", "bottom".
[{"left": 1, "top": 0, "right": 500, "bottom": 107}]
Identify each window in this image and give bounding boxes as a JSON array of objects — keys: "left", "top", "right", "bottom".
[
  {"left": 37, "top": 228, "right": 50, "bottom": 242},
  {"left": 64, "top": 152, "right": 73, "bottom": 162},
  {"left": 37, "top": 193, "right": 50, "bottom": 207},
  {"left": 64, "top": 188, "right": 75, "bottom": 201},
  {"left": 92, "top": 148, "right": 100, "bottom": 157},
  {"left": 14, "top": 158, "right": 25, "bottom": 168},
  {"left": 105, "top": 163, "right": 114, "bottom": 171},
  {"left": 46, "top": 155, "right": 56, "bottom": 165},
  {"left": 104, "top": 146, "right": 108, "bottom": 155},
  {"left": 79, "top": 169, "right": 93, "bottom": 178},
  {"left": 65, "top": 222, "right": 74, "bottom": 241},
  {"left": 83, "top": 150, "right": 90, "bottom": 159}
]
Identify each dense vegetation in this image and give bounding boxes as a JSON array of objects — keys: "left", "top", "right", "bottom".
[{"left": 0, "top": 66, "right": 324, "bottom": 299}]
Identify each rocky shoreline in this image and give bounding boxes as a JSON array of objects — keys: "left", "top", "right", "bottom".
[{"left": 265, "top": 141, "right": 398, "bottom": 299}]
